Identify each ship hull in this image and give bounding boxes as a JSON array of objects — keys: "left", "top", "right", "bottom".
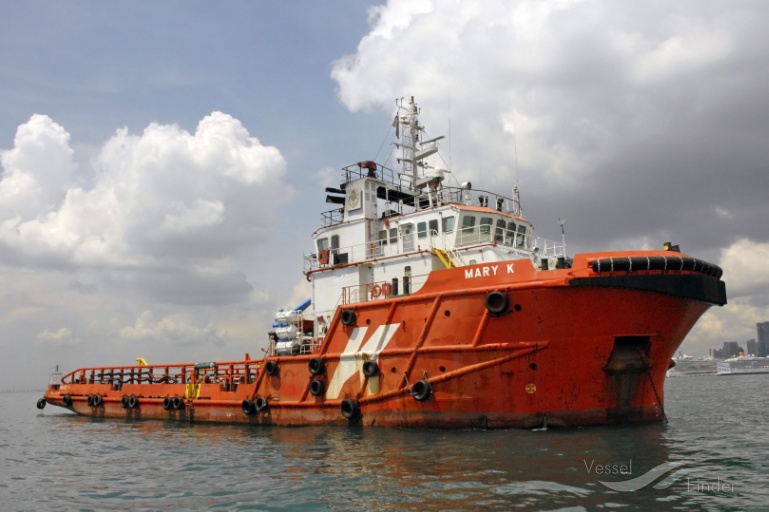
[{"left": 42, "top": 251, "right": 725, "bottom": 429}]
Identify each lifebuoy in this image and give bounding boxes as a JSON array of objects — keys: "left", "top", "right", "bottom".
[
  {"left": 485, "top": 291, "right": 510, "bottom": 316},
  {"left": 242, "top": 399, "right": 256, "bottom": 415},
  {"left": 36, "top": 398, "right": 46, "bottom": 410},
  {"left": 172, "top": 396, "right": 184, "bottom": 410},
  {"left": 340, "top": 309, "right": 356, "bottom": 326},
  {"left": 265, "top": 360, "right": 279, "bottom": 376},
  {"left": 371, "top": 284, "right": 382, "bottom": 298},
  {"left": 309, "top": 358, "right": 326, "bottom": 375},
  {"left": 340, "top": 398, "right": 361, "bottom": 420},
  {"left": 362, "top": 361, "right": 379, "bottom": 377},
  {"left": 410, "top": 380, "right": 432, "bottom": 402},
  {"left": 128, "top": 395, "right": 138, "bottom": 409},
  {"left": 255, "top": 396, "right": 269, "bottom": 412},
  {"left": 163, "top": 396, "right": 172, "bottom": 410},
  {"left": 309, "top": 379, "right": 325, "bottom": 396},
  {"left": 120, "top": 396, "right": 129, "bottom": 408}
]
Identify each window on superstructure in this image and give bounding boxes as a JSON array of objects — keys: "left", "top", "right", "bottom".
[
  {"left": 516, "top": 224, "right": 528, "bottom": 248},
  {"left": 428, "top": 219, "right": 439, "bottom": 236},
  {"left": 480, "top": 217, "right": 493, "bottom": 236},
  {"left": 417, "top": 222, "right": 427, "bottom": 239},
  {"left": 495, "top": 219, "right": 506, "bottom": 244},
  {"left": 389, "top": 228, "right": 398, "bottom": 244},
  {"left": 317, "top": 237, "right": 329, "bottom": 251},
  {"left": 442, "top": 216, "right": 455, "bottom": 233},
  {"left": 506, "top": 221, "right": 517, "bottom": 246},
  {"left": 379, "top": 230, "right": 388, "bottom": 246},
  {"left": 331, "top": 235, "right": 339, "bottom": 251},
  {"left": 461, "top": 215, "right": 476, "bottom": 231}
]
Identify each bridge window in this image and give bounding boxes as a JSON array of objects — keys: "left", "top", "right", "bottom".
[
  {"left": 417, "top": 222, "right": 427, "bottom": 239},
  {"left": 495, "top": 219, "right": 506, "bottom": 243},
  {"left": 480, "top": 217, "right": 493, "bottom": 235},
  {"left": 317, "top": 237, "right": 329, "bottom": 251},
  {"left": 516, "top": 224, "right": 528, "bottom": 248},
  {"left": 442, "top": 216, "right": 455, "bottom": 233},
  {"left": 506, "top": 221, "right": 517, "bottom": 246},
  {"left": 428, "top": 219, "right": 439, "bottom": 236}
]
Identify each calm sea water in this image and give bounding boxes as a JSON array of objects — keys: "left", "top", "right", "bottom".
[{"left": 2, "top": 376, "right": 768, "bottom": 511}]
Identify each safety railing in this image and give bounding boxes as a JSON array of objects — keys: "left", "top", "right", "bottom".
[{"left": 59, "top": 360, "right": 265, "bottom": 387}]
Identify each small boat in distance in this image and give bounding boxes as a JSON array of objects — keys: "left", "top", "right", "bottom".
[{"left": 39, "top": 97, "right": 727, "bottom": 428}]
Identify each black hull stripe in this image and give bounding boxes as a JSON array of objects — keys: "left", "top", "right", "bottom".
[{"left": 570, "top": 274, "right": 727, "bottom": 306}]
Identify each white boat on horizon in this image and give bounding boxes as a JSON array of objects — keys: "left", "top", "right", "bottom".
[{"left": 716, "top": 356, "right": 769, "bottom": 376}]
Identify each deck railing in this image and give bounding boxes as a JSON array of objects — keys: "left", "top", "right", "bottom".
[{"left": 58, "top": 360, "right": 265, "bottom": 388}]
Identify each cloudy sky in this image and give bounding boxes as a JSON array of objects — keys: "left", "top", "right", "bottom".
[{"left": 2, "top": 1, "right": 767, "bottom": 390}]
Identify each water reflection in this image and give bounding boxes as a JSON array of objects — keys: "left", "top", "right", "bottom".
[{"left": 8, "top": 378, "right": 769, "bottom": 511}]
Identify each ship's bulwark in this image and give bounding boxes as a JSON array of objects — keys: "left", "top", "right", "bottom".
[{"left": 43, "top": 252, "right": 720, "bottom": 429}]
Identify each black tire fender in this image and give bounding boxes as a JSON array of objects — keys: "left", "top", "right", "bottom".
[
  {"left": 340, "top": 309, "right": 356, "bottom": 326},
  {"left": 485, "top": 291, "right": 510, "bottom": 316},
  {"left": 309, "top": 379, "right": 325, "bottom": 396},
  {"left": 309, "top": 358, "right": 326, "bottom": 375},
  {"left": 340, "top": 398, "right": 360, "bottom": 420},
  {"left": 362, "top": 361, "right": 379, "bottom": 377},
  {"left": 265, "top": 361, "right": 279, "bottom": 376},
  {"left": 410, "top": 380, "right": 432, "bottom": 402}
]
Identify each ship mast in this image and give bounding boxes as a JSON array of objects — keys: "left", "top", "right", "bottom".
[{"left": 395, "top": 96, "right": 441, "bottom": 193}]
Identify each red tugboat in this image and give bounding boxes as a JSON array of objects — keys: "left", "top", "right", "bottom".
[{"left": 39, "top": 97, "right": 726, "bottom": 428}]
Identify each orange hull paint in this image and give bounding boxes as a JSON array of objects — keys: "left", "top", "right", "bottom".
[{"left": 43, "top": 251, "right": 725, "bottom": 429}]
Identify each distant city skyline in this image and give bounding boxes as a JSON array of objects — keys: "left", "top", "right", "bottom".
[{"left": 709, "top": 321, "right": 769, "bottom": 359}]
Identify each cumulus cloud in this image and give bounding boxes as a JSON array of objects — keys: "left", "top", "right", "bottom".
[
  {"left": 348, "top": 2, "right": 757, "bottom": 178},
  {"left": 719, "top": 239, "right": 769, "bottom": 301},
  {"left": 37, "top": 327, "right": 79, "bottom": 344},
  {"left": 120, "top": 310, "right": 227, "bottom": 346},
  {"left": 0, "top": 114, "right": 76, "bottom": 220},
  {"left": 0, "top": 112, "right": 291, "bottom": 304}
]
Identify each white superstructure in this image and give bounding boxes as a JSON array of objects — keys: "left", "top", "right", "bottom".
[{"left": 301, "top": 97, "right": 566, "bottom": 343}]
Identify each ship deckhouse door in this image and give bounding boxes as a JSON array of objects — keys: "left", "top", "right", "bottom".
[
  {"left": 360, "top": 264, "right": 375, "bottom": 301},
  {"left": 402, "top": 223, "right": 414, "bottom": 252}
]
